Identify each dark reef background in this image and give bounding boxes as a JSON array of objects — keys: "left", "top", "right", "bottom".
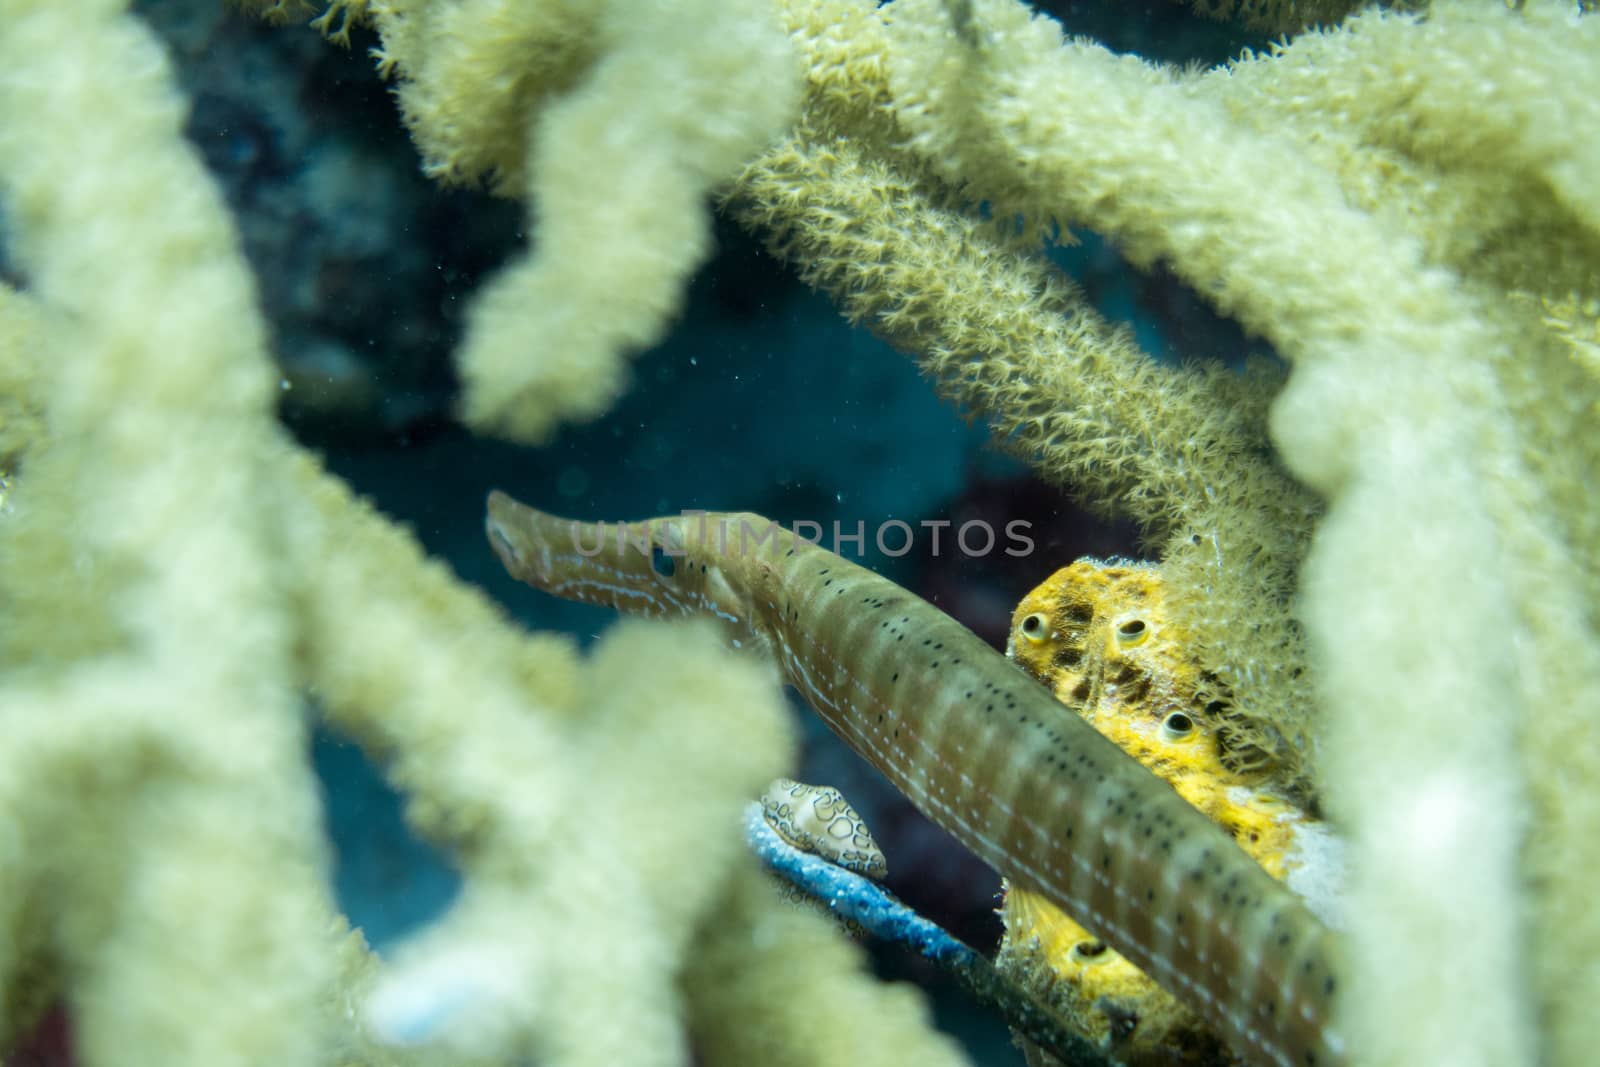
[{"left": 48, "top": 2, "right": 1273, "bottom": 1061}]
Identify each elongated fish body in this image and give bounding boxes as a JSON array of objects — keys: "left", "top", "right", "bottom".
[{"left": 485, "top": 494, "right": 1343, "bottom": 1067}]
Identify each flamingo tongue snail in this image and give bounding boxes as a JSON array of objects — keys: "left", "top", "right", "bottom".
[{"left": 484, "top": 493, "right": 1345, "bottom": 1067}]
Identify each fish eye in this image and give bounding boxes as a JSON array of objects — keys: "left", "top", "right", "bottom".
[
  {"left": 651, "top": 544, "right": 676, "bottom": 578},
  {"left": 1161, "top": 711, "right": 1195, "bottom": 742},
  {"left": 1019, "top": 612, "right": 1048, "bottom": 643},
  {"left": 1115, "top": 617, "right": 1149, "bottom": 647}
]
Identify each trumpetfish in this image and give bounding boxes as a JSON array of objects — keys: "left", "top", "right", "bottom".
[{"left": 484, "top": 494, "right": 1344, "bottom": 1067}]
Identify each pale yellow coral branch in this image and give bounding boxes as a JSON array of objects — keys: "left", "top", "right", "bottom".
[
  {"left": 338, "top": 0, "right": 801, "bottom": 442},
  {"left": 873, "top": 3, "right": 1598, "bottom": 1064},
  {"left": 0, "top": 3, "right": 334, "bottom": 1064}
]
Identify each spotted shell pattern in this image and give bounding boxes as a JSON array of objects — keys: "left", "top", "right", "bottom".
[{"left": 760, "top": 777, "right": 889, "bottom": 881}]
